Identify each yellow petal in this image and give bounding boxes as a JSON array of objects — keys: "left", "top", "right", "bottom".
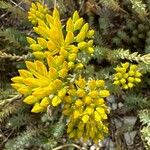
[
  {"left": 121, "top": 62, "right": 129, "bottom": 69},
  {"left": 23, "top": 95, "right": 38, "bottom": 104},
  {"left": 19, "top": 69, "right": 33, "bottom": 78},
  {"left": 18, "top": 87, "right": 30, "bottom": 95},
  {"left": 48, "top": 67, "right": 58, "bottom": 79},
  {"left": 73, "top": 110, "right": 80, "bottom": 119},
  {"left": 40, "top": 97, "right": 50, "bottom": 107},
  {"left": 35, "top": 60, "right": 47, "bottom": 76},
  {"left": 99, "top": 90, "right": 110, "bottom": 97},
  {"left": 52, "top": 96, "right": 62, "bottom": 106},
  {"left": 128, "top": 83, "right": 134, "bottom": 88},
  {"left": 25, "top": 61, "right": 36, "bottom": 71},
  {"left": 94, "top": 111, "right": 101, "bottom": 121},
  {"left": 47, "top": 40, "right": 58, "bottom": 54},
  {"left": 78, "top": 42, "right": 87, "bottom": 49},
  {"left": 96, "top": 80, "right": 105, "bottom": 88},
  {"left": 135, "top": 78, "right": 141, "bottom": 83},
  {"left": 80, "top": 23, "right": 89, "bottom": 33},
  {"left": 75, "top": 32, "right": 86, "bottom": 42},
  {"left": 26, "top": 37, "right": 36, "bottom": 45},
  {"left": 31, "top": 103, "right": 45, "bottom": 113},
  {"left": 59, "top": 68, "right": 68, "bottom": 78},
  {"left": 128, "top": 77, "right": 134, "bottom": 82},
  {"left": 30, "top": 44, "right": 42, "bottom": 51},
  {"left": 84, "top": 96, "right": 92, "bottom": 104},
  {"left": 11, "top": 76, "right": 23, "bottom": 83},
  {"left": 75, "top": 99, "right": 83, "bottom": 107},
  {"left": 88, "top": 90, "right": 99, "bottom": 98},
  {"left": 120, "top": 78, "right": 126, "bottom": 84},
  {"left": 88, "top": 80, "right": 96, "bottom": 90},
  {"left": 74, "top": 18, "right": 84, "bottom": 30},
  {"left": 77, "top": 88, "right": 86, "bottom": 97},
  {"left": 46, "top": 14, "right": 54, "bottom": 27},
  {"left": 33, "top": 52, "right": 45, "bottom": 59},
  {"left": 37, "top": 37, "right": 47, "bottom": 48},
  {"left": 53, "top": 8, "right": 60, "bottom": 19},
  {"left": 68, "top": 53, "right": 77, "bottom": 61},
  {"left": 65, "top": 31, "right": 74, "bottom": 44},
  {"left": 85, "top": 107, "right": 94, "bottom": 115},
  {"left": 66, "top": 18, "right": 74, "bottom": 32},
  {"left": 75, "top": 77, "right": 86, "bottom": 88},
  {"left": 82, "top": 115, "right": 89, "bottom": 123},
  {"left": 87, "top": 29, "right": 94, "bottom": 38},
  {"left": 73, "top": 11, "right": 79, "bottom": 22},
  {"left": 58, "top": 88, "right": 67, "bottom": 98}
]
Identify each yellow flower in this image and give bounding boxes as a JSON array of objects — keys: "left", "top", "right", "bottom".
[
  {"left": 73, "top": 110, "right": 80, "bottom": 119},
  {"left": 63, "top": 77, "right": 109, "bottom": 143},
  {"left": 113, "top": 62, "right": 142, "bottom": 90},
  {"left": 11, "top": 57, "right": 68, "bottom": 112},
  {"left": 82, "top": 115, "right": 89, "bottom": 123},
  {"left": 99, "top": 90, "right": 110, "bottom": 97},
  {"left": 88, "top": 80, "right": 96, "bottom": 90},
  {"left": 28, "top": 3, "right": 95, "bottom": 70},
  {"left": 28, "top": 2, "right": 48, "bottom": 25}
]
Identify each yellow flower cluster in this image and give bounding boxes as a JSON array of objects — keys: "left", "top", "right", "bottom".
[
  {"left": 11, "top": 2, "right": 110, "bottom": 143},
  {"left": 11, "top": 55, "right": 68, "bottom": 113},
  {"left": 113, "top": 62, "right": 142, "bottom": 89},
  {"left": 63, "top": 77, "right": 110, "bottom": 143},
  {"left": 27, "top": 2, "right": 94, "bottom": 70},
  {"left": 28, "top": 2, "right": 48, "bottom": 25}
]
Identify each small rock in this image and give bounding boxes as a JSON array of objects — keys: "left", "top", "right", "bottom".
[
  {"left": 113, "top": 118, "right": 123, "bottom": 129},
  {"left": 98, "top": 141, "right": 104, "bottom": 147},
  {"left": 102, "top": 138, "right": 110, "bottom": 148},
  {"left": 123, "top": 116, "right": 137, "bottom": 130},
  {"left": 109, "top": 139, "right": 115, "bottom": 148},
  {"left": 107, "top": 95, "right": 115, "bottom": 103},
  {"left": 87, "top": 140, "right": 92, "bottom": 146},
  {"left": 118, "top": 102, "right": 124, "bottom": 108},
  {"left": 90, "top": 145, "right": 96, "bottom": 150},
  {"left": 112, "top": 103, "right": 117, "bottom": 110},
  {"left": 124, "top": 131, "right": 137, "bottom": 146}
]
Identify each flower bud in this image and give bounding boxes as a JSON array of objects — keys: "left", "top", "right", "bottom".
[
  {"left": 30, "top": 44, "right": 43, "bottom": 51},
  {"left": 82, "top": 115, "right": 89, "bottom": 123},
  {"left": 52, "top": 96, "right": 62, "bottom": 106},
  {"left": 78, "top": 42, "right": 87, "bottom": 49},
  {"left": 31, "top": 103, "right": 44, "bottom": 113},
  {"left": 87, "top": 29, "right": 94, "bottom": 38},
  {"left": 40, "top": 97, "right": 50, "bottom": 107},
  {"left": 74, "top": 18, "right": 84, "bottom": 30},
  {"left": 73, "top": 11, "right": 79, "bottom": 22}
]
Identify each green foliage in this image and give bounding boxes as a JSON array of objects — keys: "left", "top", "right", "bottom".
[
  {"left": 0, "top": 28, "right": 27, "bottom": 53},
  {"left": 123, "top": 93, "right": 150, "bottom": 110},
  {"left": 0, "top": 51, "right": 31, "bottom": 61},
  {"left": 139, "top": 109, "right": 150, "bottom": 149},
  {"left": 4, "top": 128, "right": 38, "bottom": 150},
  {"left": 113, "top": 49, "right": 150, "bottom": 64},
  {"left": 130, "top": 0, "right": 147, "bottom": 19},
  {"left": 0, "top": 0, "right": 28, "bottom": 20},
  {"left": 100, "top": 0, "right": 122, "bottom": 12}
]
